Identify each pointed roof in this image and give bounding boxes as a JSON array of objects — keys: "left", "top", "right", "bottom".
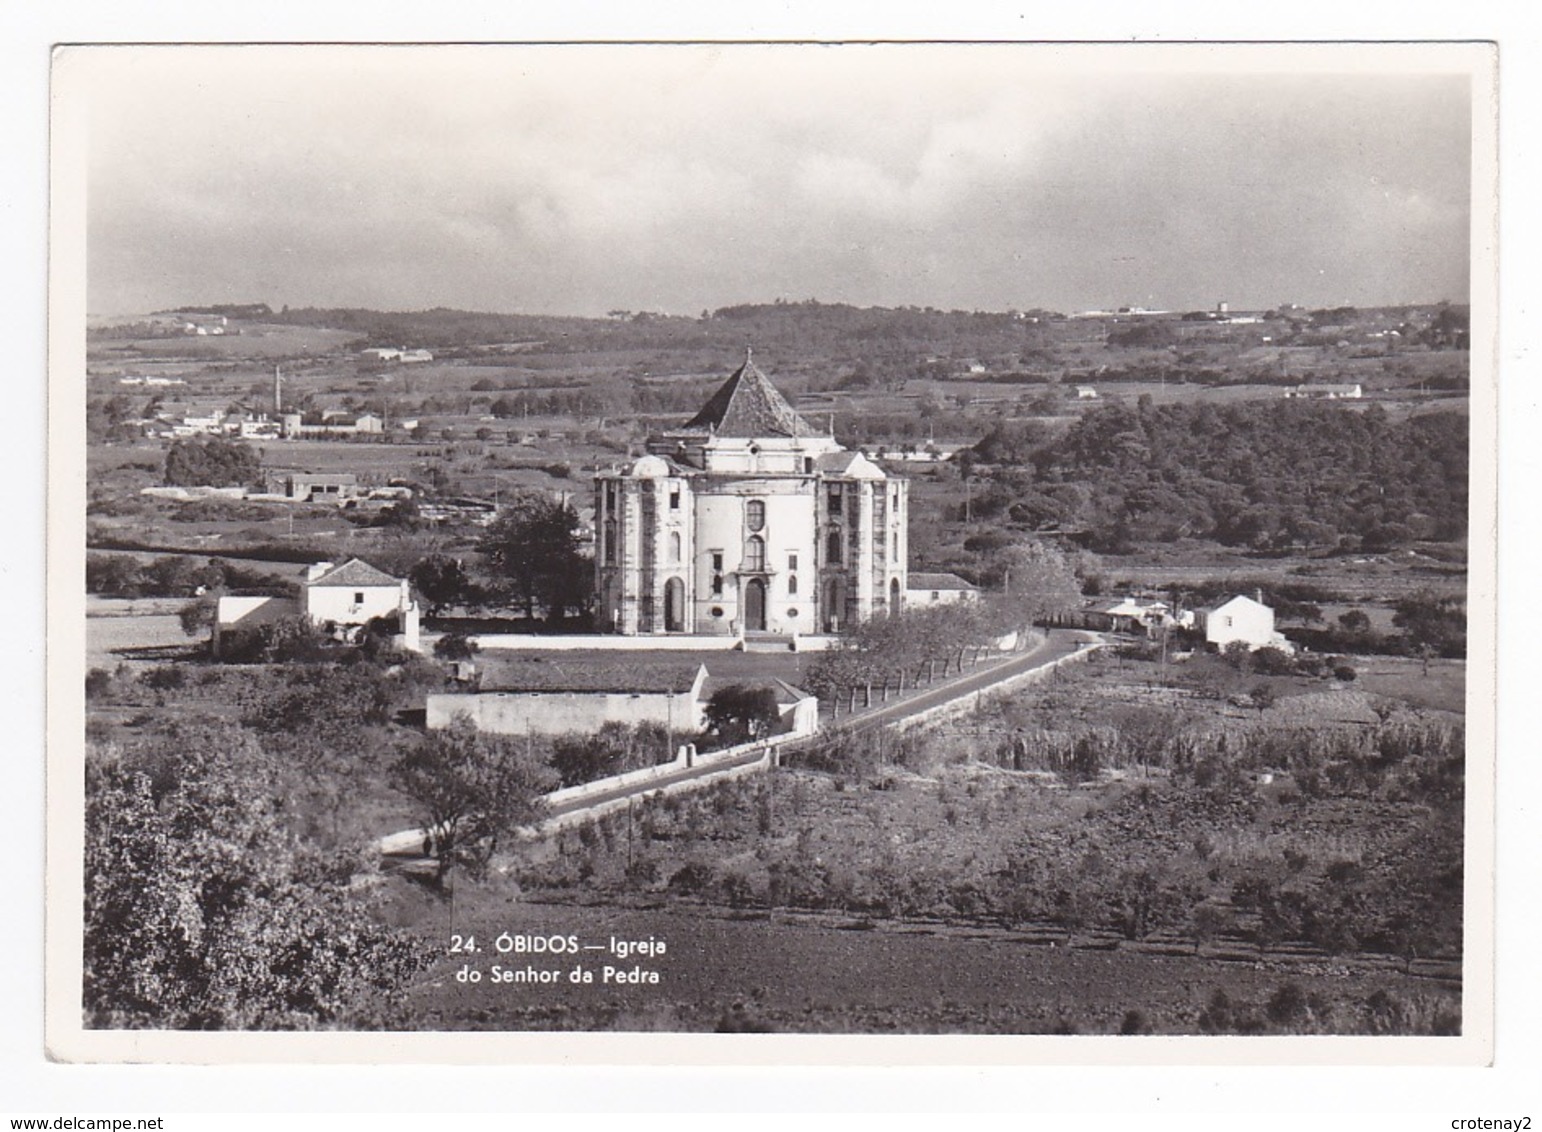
[
  {"left": 682, "top": 349, "right": 814, "bottom": 438},
  {"left": 305, "top": 558, "right": 402, "bottom": 588}
]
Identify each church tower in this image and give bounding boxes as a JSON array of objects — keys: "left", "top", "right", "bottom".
[{"left": 593, "top": 352, "right": 908, "bottom": 637}]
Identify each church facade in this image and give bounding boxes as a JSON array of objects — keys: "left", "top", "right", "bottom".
[{"left": 594, "top": 352, "right": 908, "bottom": 637}]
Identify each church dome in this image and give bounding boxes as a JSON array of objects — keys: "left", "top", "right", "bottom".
[{"left": 630, "top": 454, "right": 671, "bottom": 478}]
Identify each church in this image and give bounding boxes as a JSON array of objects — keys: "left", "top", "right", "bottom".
[{"left": 594, "top": 351, "right": 908, "bottom": 637}]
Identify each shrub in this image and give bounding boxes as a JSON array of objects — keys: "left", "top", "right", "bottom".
[
  {"left": 85, "top": 669, "right": 112, "bottom": 700},
  {"left": 142, "top": 665, "right": 188, "bottom": 691},
  {"left": 433, "top": 631, "right": 479, "bottom": 661},
  {"left": 1266, "top": 982, "right": 1310, "bottom": 1027},
  {"left": 1333, "top": 664, "right": 1358, "bottom": 682}
]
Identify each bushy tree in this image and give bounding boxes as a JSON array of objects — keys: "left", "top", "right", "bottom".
[
  {"left": 388, "top": 718, "right": 556, "bottom": 884},
  {"left": 411, "top": 554, "right": 477, "bottom": 616},
  {"left": 1392, "top": 592, "right": 1467, "bottom": 658},
  {"left": 550, "top": 721, "right": 672, "bottom": 788},
  {"left": 433, "top": 631, "right": 479, "bottom": 662},
  {"left": 84, "top": 725, "right": 425, "bottom": 1029},
  {"left": 163, "top": 436, "right": 262, "bottom": 488},
  {"left": 478, "top": 493, "right": 590, "bottom": 623},
  {"left": 986, "top": 539, "right": 1082, "bottom": 631},
  {"left": 703, "top": 684, "right": 782, "bottom": 745}
]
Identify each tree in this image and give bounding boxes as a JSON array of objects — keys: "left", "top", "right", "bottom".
[
  {"left": 550, "top": 721, "right": 670, "bottom": 788},
  {"left": 410, "top": 554, "right": 477, "bottom": 616},
  {"left": 163, "top": 436, "right": 261, "bottom": 488},
  {"left": 388, "top": 718, "right": 556, "bottom": 884},
  {"left": 478, "top": 493, "right": 590, "bottom": 623},
  {"left": 1337, "top": 609, "right": 1372, "bottom": 634},
  {"left": 178, "top": 595, "right": 218, "bottom": 638},
  {"left": 988, "top": 539, "right": 1082, "bottom": 633},
  {"left": 1392, "top": 592, "right": 1467, "bottom": 658},
  {"left": 84, "top": 725, "right": 425, "bottom": 1028},
  {"left": 433, "top": 631, "right": 479, "bottom": 662},
  {"left": 703, "top": 684, "right": 782, "bottom": 746}
]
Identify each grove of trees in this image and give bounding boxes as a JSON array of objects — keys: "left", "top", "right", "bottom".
[
  {"left": 967, "top": 401, "right": 1468, "bottom": 552},
  {"left": 162, "top": 436, "right": 262, "bottom": 489}
]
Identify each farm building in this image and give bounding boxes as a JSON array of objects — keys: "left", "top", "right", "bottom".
[
  {"left": 427, "top": 661, "right": 710, "bottom": 737},
  {"left": 905, "top": 572, "right": 979, "bottom": 607},
  {"left": 277, "top": 472, "right": 359, "bottom": 502},
  {"left": 594, "top": 350, "right": 908, "bottom": 637}
]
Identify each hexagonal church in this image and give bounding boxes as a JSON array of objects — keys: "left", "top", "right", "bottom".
[{"left": 593, "top": 351, "right": 909, "bottom": 637}]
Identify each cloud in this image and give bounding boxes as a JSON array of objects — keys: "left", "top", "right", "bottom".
[{"left": 78, "top": 45, "right": 1474, "bottom": 315}]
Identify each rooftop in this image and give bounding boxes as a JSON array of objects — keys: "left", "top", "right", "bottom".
[
  {"left": 681, "top": 350, "right": 815, "bottom": 439},
  {"left": 908, "top": 572, "right": 978, "bottom": 591},
  {"left": 477, "top": 659, "right": 708, "bottom": 695},
  {"left": 305, "top": 558, "right": 401, "bottom": 588}
]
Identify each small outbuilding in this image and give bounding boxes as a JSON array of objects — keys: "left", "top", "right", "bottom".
[
  {"left": 905, "top": 572, "right": 980, "bottom": 607},
  {"left": 426, "top": 661, "right": 709, "bottom": 737}
]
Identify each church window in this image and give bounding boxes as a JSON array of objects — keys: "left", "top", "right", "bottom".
[
  {"left": 744, "top": 536, "right": 766, "bottom": 571},
  {"left": 669, "top": 489, "right": 680, "bottom": 510},
  {"left": 712, "top": 575, "right": 723, "bottom": 596},
  {"left": 746, "top": 499, "right": 765, "bottom": 532},
  {"left": 788, "top": 574, "right": 798, "bottom": 595},
  {"left": 788, "top": 552, "right": 799, "bottom": 572},
  {"left": 711, "top": 551, "right": 724, "bottom": 573},
  {"left": 827, "top": 483, "right": 843, "bottom": 509},
  {"left": 804, "top": 457, "right": 814, "bottom": 474},
  {"left": 893, "top": 532, "right": 900, "bottom": 557},
  {"left": 604, "top": 519, "right": 617, "bottom": 565},
  {"left": 669, "top": 531, "right": 682, "bottom": 563},
  {"left": 827, "top": 530, "right": 843, "bottom": 565}
]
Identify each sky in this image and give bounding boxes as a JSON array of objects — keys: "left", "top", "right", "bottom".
[{"left": 75, "top": 43, "right": 1477, "bottom": 318}]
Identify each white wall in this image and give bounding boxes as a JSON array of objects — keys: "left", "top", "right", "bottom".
[
  {"left": 304, "top": 581, "right": 407, "bottom": 626},
  {"left": 427, "top": 689, "right": 704, "bottom": 735},
  {"left": 1204, "top": 598, "right": 1277, "bottom": 649}
]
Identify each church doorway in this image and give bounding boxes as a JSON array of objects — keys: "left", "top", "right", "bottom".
[
  {"left": 664, "top": 577, "right": 685, "bottom": 632},
  {"left": 822, "top": 577, "right": 845, "bottom": 633},
  {"left": 743, "top": 578, "right": 767, "bottom": 631}
]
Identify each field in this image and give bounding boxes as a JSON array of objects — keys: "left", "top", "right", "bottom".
[{"left": 392, "top": 890, "right": 1457, "bottom": 1035}]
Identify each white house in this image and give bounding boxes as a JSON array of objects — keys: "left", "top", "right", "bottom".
[
  {"left": 427, "top": 661, "right": 709, "bottom": 736},
  {"left": 1198, "top": 594, "right": 1292, "bottom": 653},
  {"left": 212, "top": 557, "right": 420, "bottom": 656},
  {"left": 905, "top": 572, "right": 980, "bottom": 607},
  {"left": 302, "top": 559, "right": 419, "bottom": 645},
  {"left": 593, "top": 350, "right": 908, "bottom": 637}
]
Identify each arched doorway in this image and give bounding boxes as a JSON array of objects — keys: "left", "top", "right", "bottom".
[
  {"left": 743, "top": 578, "right": 767, "bottom": 631},
  {"left": 890, "top": 577, "right": 901, "bottom": 616},
  {"left": 664, "top": 576, "right": 685, "bottom": 632},
  {"left": 823, "top": 577, "right": 845, "bottom": 633}
]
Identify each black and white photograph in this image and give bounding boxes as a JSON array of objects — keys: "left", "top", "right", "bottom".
[{"left": 48, "top": 40, "right": 1496, "bottom": 1061}]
